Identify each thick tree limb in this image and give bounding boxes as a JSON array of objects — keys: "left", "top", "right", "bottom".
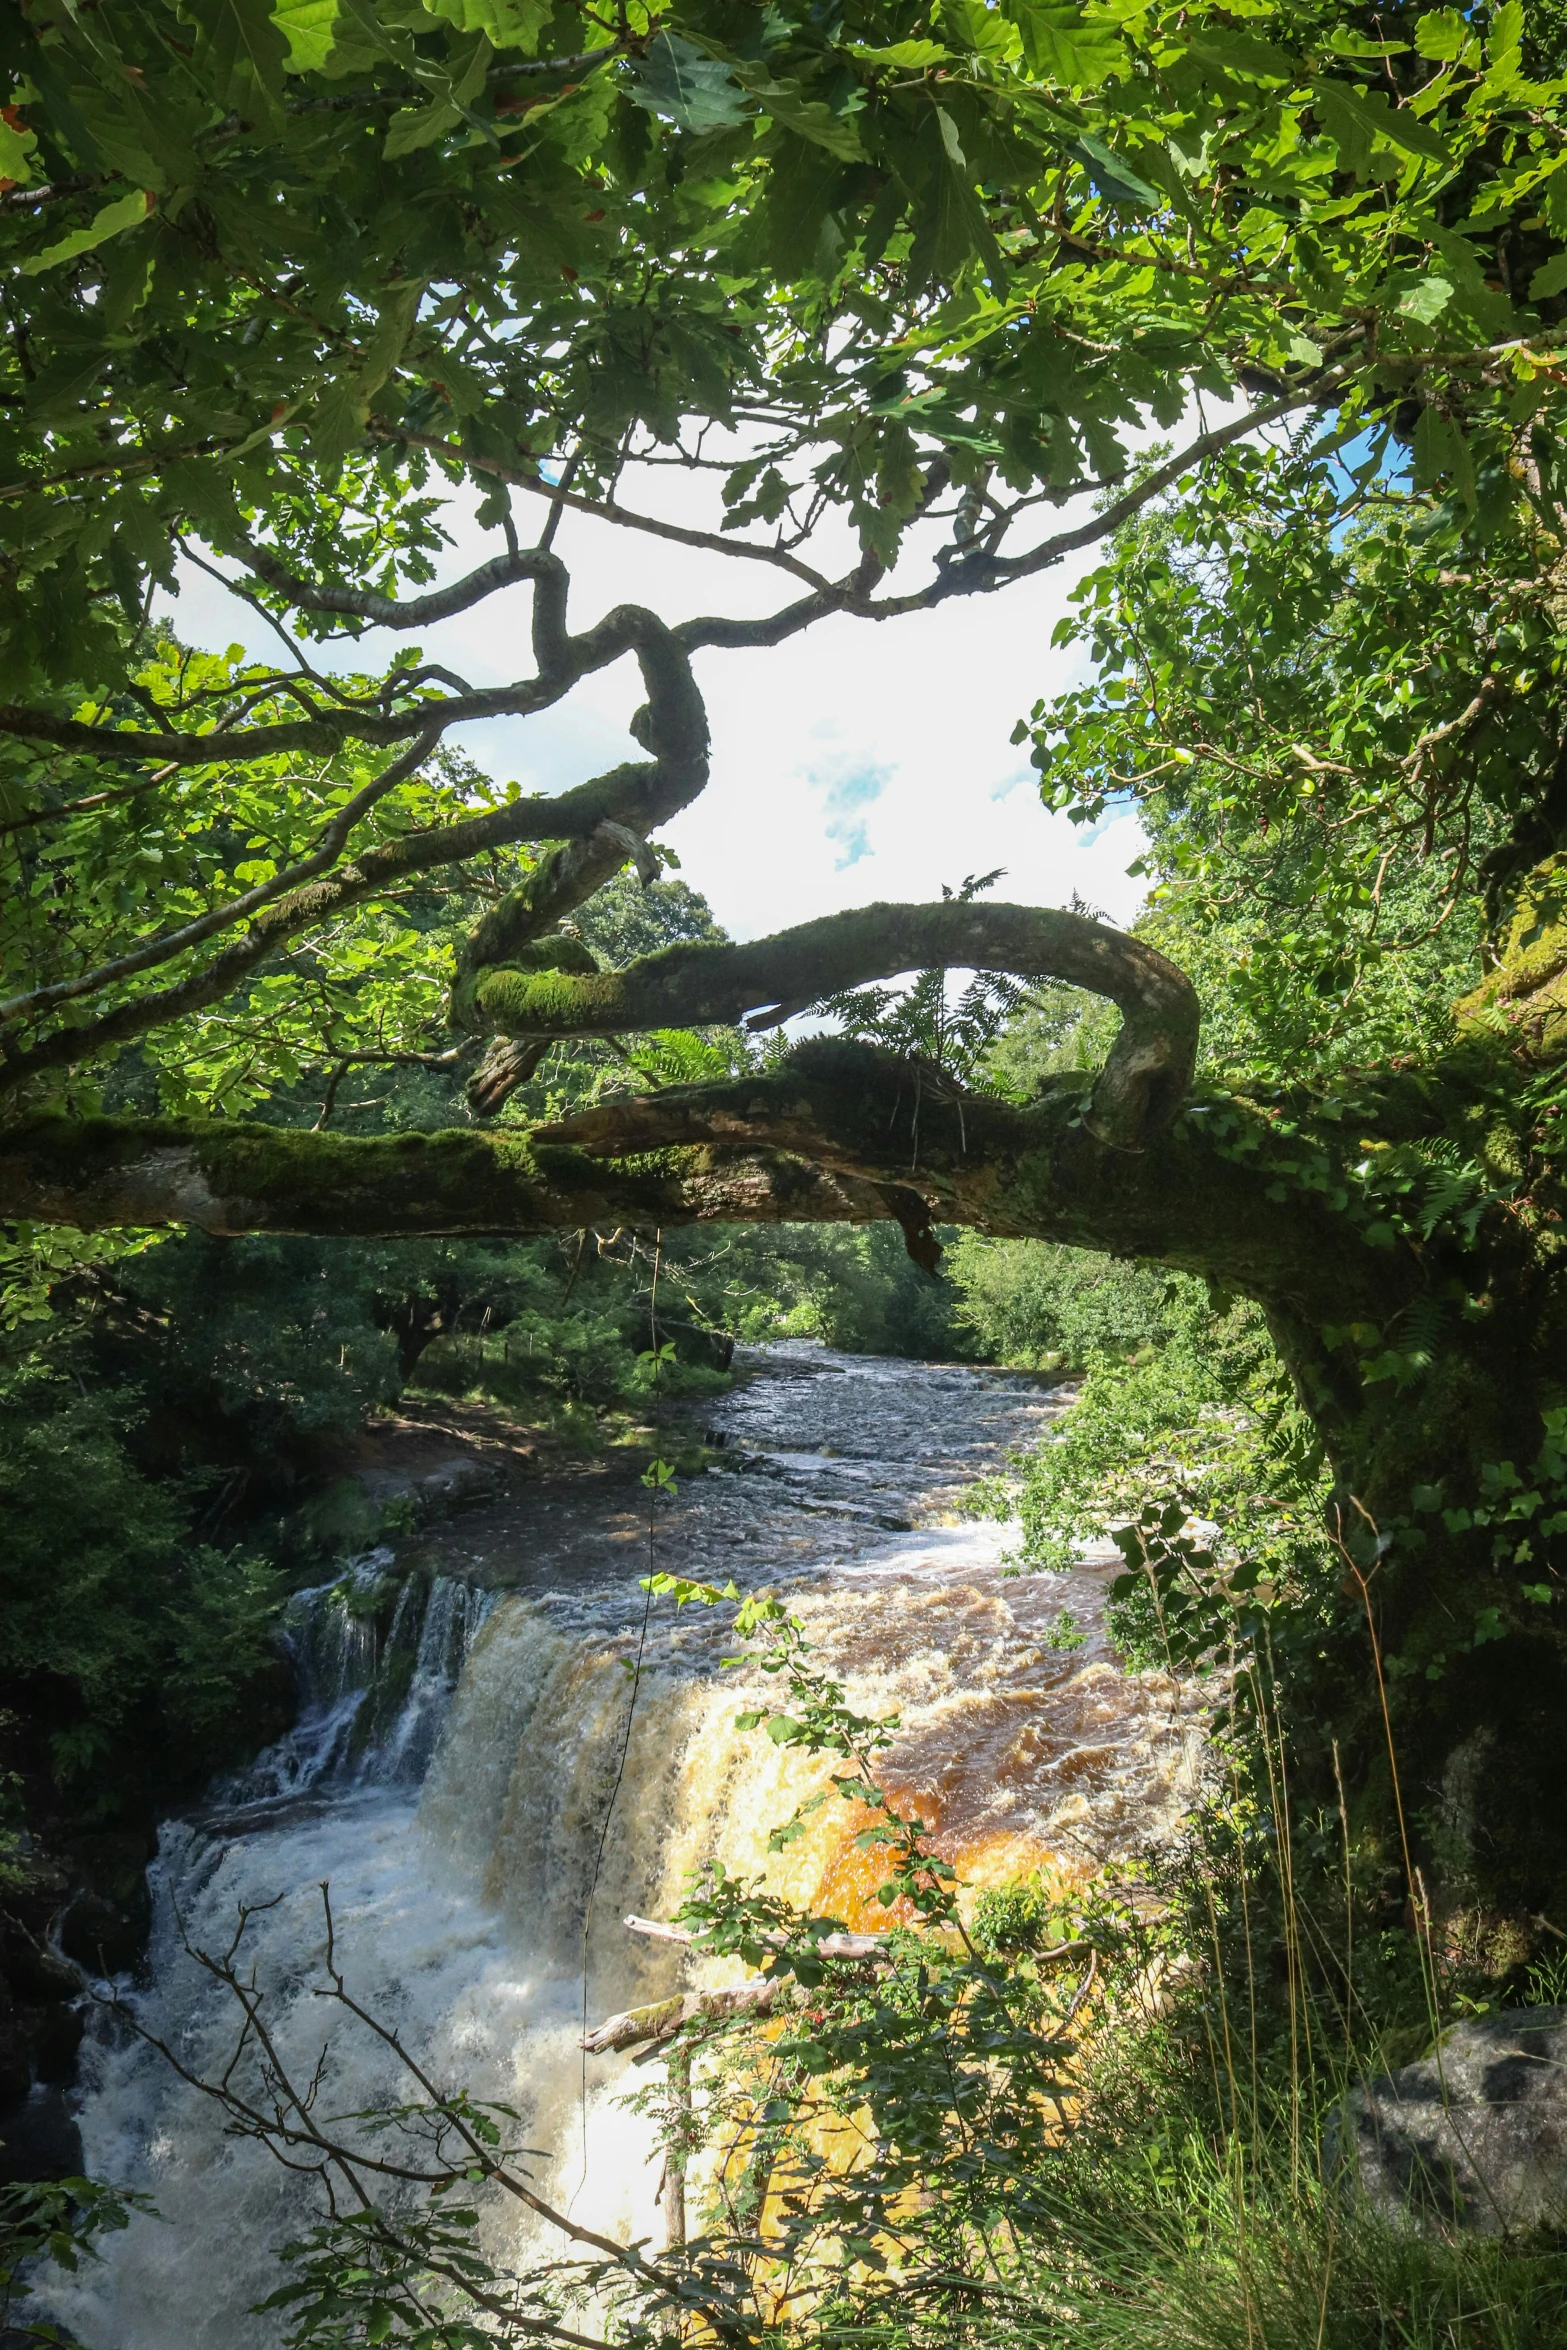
[
  {"left": 0, "top": 1045, "right": 1418, "bottom": 1343},
  {"left": 460, "top": 900, "right": 1201, "bottom": 1151},
  {"left": 0, "top": 1111, "right": 896, "bottom": 1241},
  {"left": 538, "top": 1039, "right": 1418, "bottom": 1326}
]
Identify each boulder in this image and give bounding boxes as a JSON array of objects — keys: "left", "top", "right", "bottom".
[{"left": 1331, "top": 2005, "right": 1567, "bottom": 2233}]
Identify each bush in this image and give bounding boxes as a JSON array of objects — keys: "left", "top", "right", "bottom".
[
  {"left": 0, "top": 1340, "right": 287, "bottom": 1812},
  {"left": 946, "top": 1233, "right": 1176, "bottom": 1369}
]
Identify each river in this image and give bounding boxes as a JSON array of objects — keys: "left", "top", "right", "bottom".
[{"left": 41, "top": 1345, "right": 1208, "bottom": 2349}]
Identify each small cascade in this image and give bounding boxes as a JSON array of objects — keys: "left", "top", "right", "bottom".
[
  {"left": 367, "top": 1576, "right": 498, "bottom": 1785},
  {"left": 223, "top": 1556, "right": 498, "bottom": 1808},
  {"left": 42, "top": 1348, "right": 1209, "bottom": 2350}
]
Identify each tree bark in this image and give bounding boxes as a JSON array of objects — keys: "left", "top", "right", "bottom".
[
  {"left": 456, "top": 900, "right": 1202, "bottom": 1151},
  {"left": 0, "top": 1101, "right": 898, "bottom": 1242}
]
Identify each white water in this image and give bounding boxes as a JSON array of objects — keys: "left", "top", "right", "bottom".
[{"left": 44, "top": 1348, "right": 1208, "bottom": 2348}]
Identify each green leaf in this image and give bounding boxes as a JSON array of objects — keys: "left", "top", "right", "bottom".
[
  {"left": 1414, "top": 8, "right": 1471, "bottom": 62},
  {"left": 627, "top": 34, "right": 750, "bottom": 133},
  {"left": 1323, "top": 28, "right": 1409, "bottom": 59},
  {"left": 849, "top": 39, "right": 950, "bottom": 71},
  {"left": 1005, "top": 1, "right": 1125, "bottom": 87},
  {"left": 183, "top": 0, "right": 292, "bottom": 117},
  {"left": 272, "top": 0, "right": 395, "bottom": 74},
  {"left": 0, "top": 113, "right": 37, "bottom": 185},
  {"left": 1485, "top": 0, "right": 1525, "bottom": 83},
  {"left": 271, "top": 0, "right": 341, "bottom": 71},
  {"left": 19, "top": 188, "right": 155, "bottom": 276},
  {"left": 310, "top": 371, "right": 369, "bottom": 463},
  {"left": 1530, "top": 251, "right": 1567, "bottom": 301},
  {"left": 1413, "top": 401, "right": 1474, "bottom": 505},
  {"left": 1185, "top": 30, "right": 1296, "bottom": 84},
  {"left": 750, "top": 81, "right": 865, "bottom": 158},
  {"left": 1068, "top": 133, "right": 1159, "bottom": 207},
  {"left": 358, "top": 281, "right": 425, "bottom": 398},
  {"left": 1310, "top": 76, "right": 1450, "bottom": 173},
  {"left": 425, "top": 0, "right": 551, "bottom": 50},
  {"left": 752, "top": 132, "right": 846, "bottom": 275},
  {"left": 1395, "top": 275, "right": 1454, "bottom": 323}
]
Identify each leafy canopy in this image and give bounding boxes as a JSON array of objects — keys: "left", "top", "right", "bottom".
[
  {"left": 2, "top": 0, "right": 1565, "bottom": 713},
  {"left": 4, "top": 2, "right": 1567, "bottom": 1313}
]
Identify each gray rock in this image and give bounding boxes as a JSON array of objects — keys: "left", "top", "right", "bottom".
[{"left": 1331, "top": 2006, "right": 1567, "bottom": 2233}]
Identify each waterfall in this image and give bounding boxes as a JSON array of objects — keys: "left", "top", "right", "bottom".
[
  {"left": 39, "top": 1350, "right": 1208, "bottom": 2350},
  {"left": 217, "top": 1556, "right": 499, "bottom": 1809}
]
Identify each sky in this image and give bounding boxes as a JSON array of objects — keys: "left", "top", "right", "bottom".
[{"left": 165, "top": 471, "right": 1150, "bottom": 946}]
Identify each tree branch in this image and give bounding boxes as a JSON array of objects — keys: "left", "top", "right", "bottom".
[
  {"left": 224, "top": 539, "right": 567, "bottom": 634},
  {"left": 460, "top": 900, "right": 1201, "bottom": 1151},
  {"left": 670, "top": 376, "right": 1354, "bottom": 653},
  {"left": 368, "top": 426, "right": 834, "bottom": 591},
  {"left": 0, "top": 1111, "right": 898, "bottom": 1241},
  {"left": 0, "top": 1045, "right": 1417, "bottom": 1339},
  {"left": 0, "top": 730, "right": 440, "bottom": 1030},
  {"left": 0, "top": 597, "right": 710, "bottom": 1095},
  {"left": 0, "top": 371, "right": 1348, "bottom": 778},
  {"left": 0, "top": 560, "right": 681, "bottom": 771},
  {"left": 535, "top": 1039, "right": 1415, "bottom": 1323},
  {"left": 0, "top": 771, "right": 692, "bottom": 1097}
]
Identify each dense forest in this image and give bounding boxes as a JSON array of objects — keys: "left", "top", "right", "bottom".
[{"left": 6, "top": 0, "right": 1567, "bottom": 2342}]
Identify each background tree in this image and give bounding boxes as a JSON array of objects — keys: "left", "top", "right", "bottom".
[{"left": 5, "top": 0, "right": 1567, "bottom": 1918}]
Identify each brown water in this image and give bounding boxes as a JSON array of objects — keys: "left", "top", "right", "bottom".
[{"left": 46, "top": 1344, "right": 1207, "bottom": 2350}]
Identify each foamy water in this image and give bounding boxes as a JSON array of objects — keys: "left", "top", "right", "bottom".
[{"left": 43, "top": 1347, "right": 1207, "bottom": 2347}]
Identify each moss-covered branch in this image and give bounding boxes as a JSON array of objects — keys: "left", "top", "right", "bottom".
[
  {"left": 2, "top": 1040, "right": 1413, "bottom": 1337},
  {"left": 0, "top": 1110, "right": 892, "bottom": 1240},
  {"left": 539, "top": 1040, "right": 1415, "bottom": 1328},
  {"left": 460, "top": 900, "right": 1202, "bottom": 1151}
]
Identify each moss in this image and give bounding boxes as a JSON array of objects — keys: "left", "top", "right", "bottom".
[
  {"left": 193, "top": 1122, "right": 551, "bottom": 1230},
  {"left": 1455, "top": 853, "right": 1567, "bottom": 1055},
  {"left": 469, "top": 964, "right": 626, "bottom": 1034}
]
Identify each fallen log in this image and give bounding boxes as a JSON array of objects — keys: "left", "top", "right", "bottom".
[
  {"left": 622, "top": 1914, "right": 891, "bottom": 1963},
  {"left": 582, "top": 1979, "right": 790, "bottom": 2056},
  {"left": 621, "top": 1913, "right": 1092, "bottom": 1967}
]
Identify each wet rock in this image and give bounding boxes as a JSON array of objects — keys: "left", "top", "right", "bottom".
[
  {"left": 410, "top": 1455, "right": 503, "bottom": 1509},
  {"left": 1330, "top": 2005, "right": 1567, "bottom": 2232},
  {"left": 0, "top": 1911, "right": 86, "bottom": 2122},
  {"left": 57, "top": 1831, "right": 155, "bottom": 1976},
  {"left": 0, "top": 2084, "right": 84, "bottom": 2185}
]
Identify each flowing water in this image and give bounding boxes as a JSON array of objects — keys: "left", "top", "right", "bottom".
[{"left": 43, "top": 1346, "right": 1209, "bottom": 2349}]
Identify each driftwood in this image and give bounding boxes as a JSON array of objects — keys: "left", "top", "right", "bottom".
[
  {"left": 581, "top": 1979, "right": 790, "bottom": 2057},
  {"left": 623, "top": 1913, "right": 1092, "bottom": 1966},
  {"left": 582, "top": 1917, "right": 892, "bottom": 2059},
  {"left": 622, "top": 1914, "right": 892, "bottom": 1963},
  {"left": 584, "top": 1918, "right": 1101, "bottom": 2058}
]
